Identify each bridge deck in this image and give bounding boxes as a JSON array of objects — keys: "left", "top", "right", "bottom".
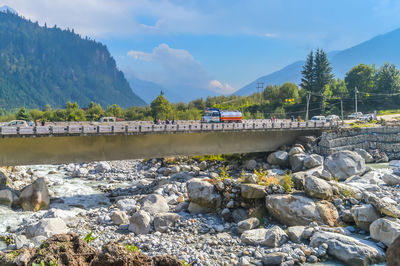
[
  {"left": 0, "top": 121, "right": 338, "bottom": 165},
  {"left": 0, "top": 121, "right": 338, "bottom": 138}
]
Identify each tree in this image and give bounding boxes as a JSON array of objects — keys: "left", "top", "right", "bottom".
[
  {"left": 29, "top": 109, "right": 44, "bottom": 121},
  {"left": 16, "top": 107, "right": 29, "bottom": 121},
  {"left": 330, "top": 78, "right": 349, "bottom": 99},
  {"left": 105, "top": 104, "right": 123, "bottom": 118},
  {"left": 376, "top": 63, "right": 400, "bottom": 94},
  {"left": 313, "top": 49, "right": 334, "bottom": 94},
  {"left": 150, "top": 92, "right": 172, "bottom": 120},
  {"left": 86, "top": 102, "right": 104, "bottom": 121},
  {"left": 301, "top": 51, "right": 314, "bottom": 92},
  {"left": 345, "top": 64, "right": 375, "bottom": 94},
  {"left": 279, "top": 82, "right": 300, "bottom": 103}
]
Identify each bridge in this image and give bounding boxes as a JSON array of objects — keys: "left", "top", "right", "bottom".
[{"left": 0, "top": 120, "right": 338, "bottom": 165}]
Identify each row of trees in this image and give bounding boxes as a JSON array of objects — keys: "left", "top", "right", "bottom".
[{"left": 3, "top": 48, "right": 400, "bottom": 122}]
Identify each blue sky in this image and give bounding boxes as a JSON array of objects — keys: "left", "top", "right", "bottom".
[{"left": 3, "top": 0, "right": 400, "bottom": 94}]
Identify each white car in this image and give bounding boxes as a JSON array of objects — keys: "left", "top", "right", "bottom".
[
  {"left": 348, "top": 112, "right": 363, "bottom": 119},
  {"left": 310, "top": 116, "right": 326, "bottom": 122},
  {"left": 326, "top": 115, "right": 341, "bottom": 122},
  {"left": 6, "top": 120, "right": 28, "bottom": 127}
]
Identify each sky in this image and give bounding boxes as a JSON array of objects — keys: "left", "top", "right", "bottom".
[{"left": 3, "top": 0, "right": 400, "bottom": 94}]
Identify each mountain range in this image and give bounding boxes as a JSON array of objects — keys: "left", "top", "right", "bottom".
[
  {"left": 0, "top": 8, "right": 145, "bottom": 109},
  {"left": 235, "top": 28, "right": 400, "bottom": 95}
]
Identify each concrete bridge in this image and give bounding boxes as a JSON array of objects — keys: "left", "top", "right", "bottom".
[{"left": 0, "top": 120, "right": 338, "bottom": 165}]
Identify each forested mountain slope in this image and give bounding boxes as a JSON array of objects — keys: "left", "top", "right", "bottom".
[{"left": 0, "top": 11, "right": 145, "bottom": 109}]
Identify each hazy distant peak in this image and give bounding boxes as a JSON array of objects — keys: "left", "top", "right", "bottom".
[{"left": 0, "top": 5, "right": 17, "bottom": 14}]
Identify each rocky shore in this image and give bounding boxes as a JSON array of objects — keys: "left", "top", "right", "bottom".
[{"left": 0, "top": 139, "right": 399, "bottom": 265}]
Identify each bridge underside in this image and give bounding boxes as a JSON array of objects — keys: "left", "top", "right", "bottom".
[{"left": 0, "top": 130, "right": 319, "bottom": 165}]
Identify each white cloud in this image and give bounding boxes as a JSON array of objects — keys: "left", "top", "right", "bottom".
[
  {"left": 209, "top": 80, "right": 236, "bottom": 94},
  {"left": 128, "top": 43, "right": 209, "bottom": 88},
  {"left": 127, "top": 44, "right": 235, "bottom": 94}
]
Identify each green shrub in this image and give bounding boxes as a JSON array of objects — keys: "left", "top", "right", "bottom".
[
  {"left": 84, "top": 231, "right": 96, "bottom": 244},
  {"left": 282, "top": 171, "right": 293, "bottom": 193}
]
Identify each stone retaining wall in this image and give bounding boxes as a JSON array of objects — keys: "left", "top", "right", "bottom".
[{"left": 318, "top": 126, "right": 400, "bottom": 159}]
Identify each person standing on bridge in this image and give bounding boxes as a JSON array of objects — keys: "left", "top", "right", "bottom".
[{"left": 273, "top": 116, "right": 276, "bottom": 123}]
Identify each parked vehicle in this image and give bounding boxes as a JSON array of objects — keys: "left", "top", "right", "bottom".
[
  {"left": 310, "top": 116, "right": 326, "bottom": 122},
  {"left": 99, "top": 117, "right": 116, "bottom": 123},
  {"left": 326, "top": 114, "right": 341, "bottom": 122},
  {"left": 6, "top": 120, "right": 28, "bottom": 127},
  {"left": 200, "top": 108, "right": 242, "bottom": 123},
  {"left": 359, "top": 114, "right": 373, "bottom": 122},
  {"left": 347, "top": 112, "right": 363, "bottom": 119}
]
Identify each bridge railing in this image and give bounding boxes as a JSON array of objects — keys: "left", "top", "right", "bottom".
[{"left": 0, "top": 121, "right": 338, "bottom": 137}]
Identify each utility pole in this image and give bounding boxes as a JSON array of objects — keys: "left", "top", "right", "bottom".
[
  {"left": 341, "top": 99, "right": 343, "bottom": 121},
  {"left": 256, "top": 82, "right": 264, "bottom": 104},
  {"left": 305, "top": 92, "right": 311, "bottom": 121},
  {"left": 355, "top": 87, "right": 358, "bottom": 113}
]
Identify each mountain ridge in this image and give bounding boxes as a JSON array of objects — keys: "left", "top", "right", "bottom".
[
  {"left": 0, "top": 11, "right": 146, "bottom": 109},
  {"left": 235, "top": 27, "right": 400, "bottom": 95}
]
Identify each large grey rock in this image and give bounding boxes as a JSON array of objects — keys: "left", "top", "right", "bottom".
[
  {"left": 363, "top": 192, "right": 400, "bottom": 218},
  {"left": 244, "top": 159, "right": 257, "bottom": 170},
  {"left": 26, "top": 218, "right": 68, "bottom": 238},
  {"left": 370, "top": 218, "right": 400, "bottom": 247},
  {"left": 72, "top": 167, "right": 88, "bottom": 177},
  {"left": 267, "top": 151, "right": 289, "bottom": 166},
  {"left": 14, "top": 235, "right": 28, "bottom": 249},
  {"left": 289, "top": 154, "right": 305, "bottom": 172},
  {"left": 304, "top": 175, "right": 333, "bottom": 200},
  {"left": 265, "top": 194, "right": 339, "bottom": 227},
  {"left": 128, "top": 210, "right": 151, "bottom": 235},
  {"left": 262, "top": 252, "right": 287, "bottom": 265},
  {"left": 153, "top": 213, "right": 180, "bottom": 233},
  {"left": 291, "top": 172, "right": 305, "bottom": 190},
  {"left": 19, "top": 178, "right": 50, "bottom": 212},
  {"left": 351, "top": 204, "right": 380, "bottom": 231},
  {"left": 240, "top": 184, "right": 266, "bottom": 199},
  {"left": 304, "top": 154, "right": 324, "bottom": 169},
  {"left": 237, "top": 217, "right": 260, "bottom": 233},
  {"left": 198, "top": 161, "right": 207, "bottom": 171},
  {"left": 96, "top": 161, "right": 111, "bottom": 172},
  {"left": 329, "top": 181, "right": 362, "bottom": 200},
  {"left": 354, "top": 148, "right": 374, "bottom": 163},
  {"left": 187, "top": 178, "right": 221, "bottom": 209},
  {"left": 241, "top": 226, "right": 288, "bottom": 247},
  {"left": 382, "top": 174, "right": 400, "bottom": 186},
  {"left": 116, "top": 198, "right": 137, "bottom": 212},
  {"left": 188, "top": 202, "right": 214, "bottom": 214},
  {"left": 310, "top": 231, "right": 385, "bottom": 265},
  {"left": 111, "top": 210, "right": 129, "bottom": 225},
  {"left": 140, "top": 194, "right": 169, "bottom": 214},
  {"left": 324, "top": 150, "right": 366, "bottom": 180},
  {"left": 0, "top": 168, "right": 10, "bottom": 187},
  {"left": 387, "top": 235, "right": 400, "bottom": 265},
  {"left": 0, "top": 189, "right": 13, "bottom": 207},
  {"left": 44, "top": 209, "right": 81, "bottom": 227},
  {"left": 288, "top": 146, "right": 304, "bottom": 156},
  {"left": 286, "top": 226, "right": 305, "bottom": 243},
  {"left": 232, "top": 208, "right": 249, "bottom": 223}
]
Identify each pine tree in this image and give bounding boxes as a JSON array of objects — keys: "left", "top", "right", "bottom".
[
  {"left": 301, "top": 51, "right": 314, "bottom": 92},
  {"left": 313, "top": 49, "right": 333, "bottom": 94}
]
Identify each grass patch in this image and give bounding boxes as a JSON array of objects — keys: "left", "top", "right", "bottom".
[
  {"left": 192, "top": 154, "right": 225, "bottom": 162},
  {"left": 282, "top": 171, "right": 293, "bottom": 193},
  {"left": 84, "top": 231, "right": 96, "bottom": 244},
  {"left": 126, "top": 244, "right": 140, "bottom": 253},
  {"left": 378, "top": 109, "right": 400, "bottom": 115},
  {"left": 253, "top": 168, "right": 279, "bottom": 186}
]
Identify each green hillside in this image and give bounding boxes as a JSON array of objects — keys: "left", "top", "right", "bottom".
[{"left": 0, "top": 11, "right": 145, "bottom": 109}]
